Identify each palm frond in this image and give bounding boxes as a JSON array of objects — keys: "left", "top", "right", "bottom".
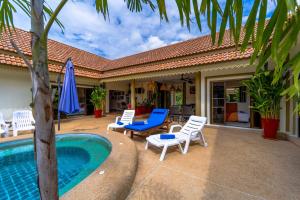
[{"left": 0, "top": 0, "right": 64, "bottom": 34}]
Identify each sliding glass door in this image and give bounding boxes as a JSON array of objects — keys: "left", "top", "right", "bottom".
[
  {"left": 211, "top": 82, "right": 225, "bottom": 124},
  {"left": 210, "top": 79, "right": 255, "bottom": 128}
]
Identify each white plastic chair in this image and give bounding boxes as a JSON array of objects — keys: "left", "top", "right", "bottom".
[
  {"left": 0, "top": 112, "right": 8, "bottom": 136},
  {"left": 107, "top": 110, "right": 135, "bottom": 134},
  {"left": 145, "top": 115, "right": 207, "bottom": 161},
  {"left": 12, "top": 110, "right": 35, "bottom": 137}
]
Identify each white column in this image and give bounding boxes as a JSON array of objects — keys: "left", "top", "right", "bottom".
[
  {"left": 195, "top": 72, "right": 201, "bottom": 116},
  {"left": 131, "top": 79, "right": 136, "bottom": 109}
]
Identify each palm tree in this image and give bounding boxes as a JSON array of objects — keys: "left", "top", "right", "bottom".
[{"left": 0, "top": 0, "right": 298, "bottom": 199}]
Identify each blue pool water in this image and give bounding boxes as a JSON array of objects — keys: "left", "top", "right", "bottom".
[{"left": 0, "top": 134, "right": 111, "bottom": 200}]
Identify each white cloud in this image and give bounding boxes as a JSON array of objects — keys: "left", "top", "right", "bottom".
[
  {"left": 11, "top": 0, "right": 203, "bottom": 59},
  {"left": 140, "top": 36, "right": 167, "bottom": 51}
]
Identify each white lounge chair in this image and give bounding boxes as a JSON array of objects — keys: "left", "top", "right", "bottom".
[
  {"left": 107, "top": 110, "right": 135, "bottom": 134},
  {"left": 145, "top": 115, "right": 207, "bottom": 161},
  {"left": 0, "top": 112, "right": 8, "bottom": 136},
  {"left": 12, "top": 110, "right": 35, "bottom": 137}
]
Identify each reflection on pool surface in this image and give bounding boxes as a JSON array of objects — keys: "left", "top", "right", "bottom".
[{"left": 0, "top": 134, "right": 111, "bottom": 200}]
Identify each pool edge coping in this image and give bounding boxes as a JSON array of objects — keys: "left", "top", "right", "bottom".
[
  {"left": 0, "top": 132, "right": 138, "bottom": 200},
  {"left": 62, "top": 132, "right": 138, "bottom": 200}
]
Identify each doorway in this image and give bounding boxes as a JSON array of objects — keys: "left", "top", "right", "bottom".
[
  {"left": 109, "top": 90, "right": 128, "bottom": 112},
  {"left": 211, "top": 79, "right": 259, "bottom": 128},
  {"left": 85, "top": 88, "right": 94, "bottom": 115}
]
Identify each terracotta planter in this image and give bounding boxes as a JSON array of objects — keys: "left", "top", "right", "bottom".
[
  {"left": 145, "top": 105, "right": 154, "bottom": 113},
  {"left": 145, "top": 106, "right": 152, "bottom": 113},
  {"left": 94, "top": 109, "right": 102, "bottom": 118},
  {"left": 135, "top": 106, "right": 143, "bottom": 116},
  {"left": 261, "top": 118, "right": 279, "bottom": 139},
  {"left": 140, "top": 106, "right": 146, "bottom": 114}
]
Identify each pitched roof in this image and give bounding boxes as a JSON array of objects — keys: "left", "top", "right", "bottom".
[
  {"left": 101, "top": 48, "right": 253, "bottom": 78},
  {"left": 103, "top": 30, "right": 246, "bottom": 71},
  {"left": 101, "top": 30, "right": 252, "bottom": 78},
  {"left": 0, "top": 28, "right": 109, "bottom": 78},
  {"left": 0, "top": 28, "right": 253, "bottom": 80}
]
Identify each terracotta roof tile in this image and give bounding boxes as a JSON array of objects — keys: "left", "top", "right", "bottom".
[
  {"left": 0, "top": 28, "right": 254, "bottom": 80},
  {"left": 103, "top": 29, "right": 246, "bottom": 71},
  {"left": 0, "top": 53, "right": 99, "bottom": 79},
  {"left": 101, "top": 48, "right": 253, "bottom": 78},
  {"left": 0, "top": 28, "right": 109, "bottom": 71}
]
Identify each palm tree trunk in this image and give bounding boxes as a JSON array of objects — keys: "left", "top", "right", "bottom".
[{"left": 31, "top": 0, "right": 58, "bottom": 199}]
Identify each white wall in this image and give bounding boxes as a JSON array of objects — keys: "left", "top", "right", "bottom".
[
  {"left": 0, "top": 68, "right": 32, "bottom": 120},
  {"left": 135, "top": 82, "right": 149, "bottom": 105}
]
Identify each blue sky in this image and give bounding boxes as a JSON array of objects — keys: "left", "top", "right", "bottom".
[{"left": 13, "top": 0, "right": 276, "bottom": 59}]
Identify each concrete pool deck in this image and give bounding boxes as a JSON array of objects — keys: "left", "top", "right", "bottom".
[{"left": 1, "top": 115, "right": 300, "bottom": 199}]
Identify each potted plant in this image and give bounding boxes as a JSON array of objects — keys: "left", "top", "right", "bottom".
[
  {"left": 90, "top": 87, "right": 106, "bottom": 118},
  {"left": 243, "top": 70, "right": 285, "bottom": 139}
]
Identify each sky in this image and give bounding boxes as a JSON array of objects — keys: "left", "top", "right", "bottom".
[{"left": 13, "top": 0, "right": 276, "bottom": 60}]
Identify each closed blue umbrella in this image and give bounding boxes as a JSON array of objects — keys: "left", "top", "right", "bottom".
[{"left": 58, "top": 59, "right": 80, "bottom": 130}]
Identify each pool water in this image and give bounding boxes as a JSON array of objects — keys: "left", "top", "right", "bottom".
[{"left": 0, "top": 134, "right": 111, "bottom": 200}]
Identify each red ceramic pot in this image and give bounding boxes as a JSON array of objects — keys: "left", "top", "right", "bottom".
[
  {"left": 140, "top": 106, "right": 146, "bottom": 114},
  {"left": 261, "top": 118, "right": 279, "bottom": 139},
  {"left": 94, "top": 109, "right": 102, "bottom": 118},
  {"left": 135, "top": 107, "right": 142, "bottom": 116},
  {"left": 145, "top": 106, "right": 152, "bottom": 113}
]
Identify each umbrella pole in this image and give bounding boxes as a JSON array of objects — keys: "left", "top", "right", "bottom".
[
  {"left": 58, "top": 78, "right": 61, "bottom": 131},
  {"left": 58, "top": 112, "right": 61, "bottom": 131}
]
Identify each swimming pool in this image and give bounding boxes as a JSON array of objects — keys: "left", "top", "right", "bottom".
[{"left": 0, "top": 134, "right": 111, "bottom": 200}]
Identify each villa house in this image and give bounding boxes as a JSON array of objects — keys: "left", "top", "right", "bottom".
[{"left": 0, "top": 28, "right": 299, "bottom": 138}]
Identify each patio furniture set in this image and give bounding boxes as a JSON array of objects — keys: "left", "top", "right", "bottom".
[
  {"left": 107, "top": 108, "right": 207, "bottom": 161},
  {"left": 0, "top": 110, "right": 35, "bottom": 137},
  {"left": 1, "top": 108, "right": 207, "bottom": 161}
]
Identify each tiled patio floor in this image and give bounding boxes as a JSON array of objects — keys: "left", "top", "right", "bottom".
[{"left": 57, "top": 115, "right": 300, "bottom": 200}]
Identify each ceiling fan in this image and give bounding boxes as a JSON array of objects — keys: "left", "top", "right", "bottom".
[{"left": 180, "top": 74, "right": 193, "bottom": 84}]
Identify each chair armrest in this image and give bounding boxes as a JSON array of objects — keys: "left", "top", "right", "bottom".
[
  {"left": 0, "top": 120, "right": 5, "bottom": 126},
  {"left": 187, "top": 129, "right": 203, "bottom": 139},
  {"left": 0, "top": 122, "right": 9, "bottom": 132},
  {"left": 115, "top": 116, "right": 121, "bottom": 123},
  {"left": 31, "top": 118, "right": 35, "bottom": 126},
  {"left": 0, "top": 123, "right": 5, "bottom": 129},
  {"left": 12, "top": 121, "right": 17, "bottom": 129},
  {"left": 169, "top": 124, "right": 182, "bottom": 134}
]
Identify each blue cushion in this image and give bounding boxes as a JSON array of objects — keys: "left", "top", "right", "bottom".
[
  {"left": 132, "top": 121, "right": 145, "bottom": 125},
  {"left": 148, "top": 108, "right": 169, "bottom": 124},
  {"left": 117, "top": 121, "right": 124, "bottom": 125},
  {"left": 160, "top": 134, "right": 175, "bottom": 139},
  {"left": 124, "top": 108, "right": 169, "bottom": 132},
  {"left": 124, "top": 124, "right": 151, "bottom": 131},
  {"left": 152, "top": 108, "right": 168, "bottom": 113}
]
